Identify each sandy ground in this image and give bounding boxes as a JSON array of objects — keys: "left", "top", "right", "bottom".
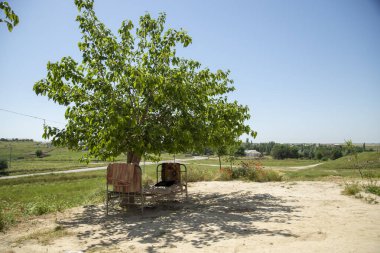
[{"left": 1, "top": 181, "right": 380, "bottom": 253}]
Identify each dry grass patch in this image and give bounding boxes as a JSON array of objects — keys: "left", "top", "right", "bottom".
[{"left": 15, "top": 225, "right": 73, "bottom": 246}]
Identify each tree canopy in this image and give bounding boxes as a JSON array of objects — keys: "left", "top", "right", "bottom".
[
  {"left": 33, "top": 0, "right": 255, "bottom": 163},
  {"left": 0, "top": 1, "right": 19, "bottom": 32}
]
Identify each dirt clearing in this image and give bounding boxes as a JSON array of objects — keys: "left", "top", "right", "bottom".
[{"left": 1, "top": 181, "right": 379, "bottom": 253}]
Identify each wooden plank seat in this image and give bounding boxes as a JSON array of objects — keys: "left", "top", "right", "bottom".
[{"left": 106, "top": 163, "right": 144, "bottom": 215}]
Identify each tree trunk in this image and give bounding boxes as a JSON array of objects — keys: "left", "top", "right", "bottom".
[
  {"left": 122, "top": 151, "right": 142, "bottom": 206},
  {"left": 127, "top": 151, "right": 141, "bottom": 164},
  {"left": 218, "top": 155, "right": 222, "bottom": 170}
]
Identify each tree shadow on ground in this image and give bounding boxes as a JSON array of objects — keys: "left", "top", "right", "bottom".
[{"left": 58, "top": 191, "right": 302, "bottom": 252}]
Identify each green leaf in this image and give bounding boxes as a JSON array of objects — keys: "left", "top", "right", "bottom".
[
  {"left": 6, "top": 21, "right": 12, "bottom": 32},
  {"left": 1, "top": 1, "right": 19, "bottom": 32}
]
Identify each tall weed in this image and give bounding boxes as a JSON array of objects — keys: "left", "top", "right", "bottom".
[
  {"left": 342, "top": 182, "right": 361, "bottom": 196},
  {"left": 0, "top": 205, "right": 16, "bottom": 232},
  {"left": 219, "top": 167, "right": 233, "bottom": 181},
  {"left": 187, "top": 166, "right": 216, "bottom": 182}
]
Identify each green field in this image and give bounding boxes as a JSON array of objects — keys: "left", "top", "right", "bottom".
[
  {"left": 185, "top": 156, "right": 318, "bottom": 167},
  {"left": 0, "top": 141, "right": 193, "bottom": 176},
  {"left": 284, "top": 152, "right": 380, "bottom": 180},
  {"left": 0, "top": 141, "right": 108, "bottom": 175}
]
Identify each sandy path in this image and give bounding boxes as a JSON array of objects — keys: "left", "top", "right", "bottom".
[
  {"left": 1, "top": 181, "right": 379, "bottom": 253},
  {"left": 274, "top": 162, "right": 324, "bottom": 170}
]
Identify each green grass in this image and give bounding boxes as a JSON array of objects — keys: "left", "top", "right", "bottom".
[
  {"left": 0, "top": 141, "right": 46, "bottom": 161},
  {"left": 284, "top": 152, "right": 380, "bottom": 180},
  {"left": 5, "top": 160, "right": 106, "bottom": 175},
  {"left": 0, "top": 141, "right": 109, "bottom": 176},
  {"left": 315, "top": 152, "right": 380, "bottom": 170},
  {"left": 0, "top": 171, "right": 105, "bottom": 231},
  {"left": 185, "top": 158, "right": 222, "bottom": 165},
  {"left": 256, "top": 158, "right": 318, "bottom": 167}
]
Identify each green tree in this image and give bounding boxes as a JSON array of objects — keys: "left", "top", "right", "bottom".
[
  {"left": 215, "top": 146, "right": 228, "bottom": 170},
  {"left": 344, "top": 139, "right": 366, "bottom": 179},
  {"left": 0, "top": 1, "right": 19, "bottom": 32},
  {"left": 271, "top": 144, "right": 286, "bottom": 159},
  {"left": 35, "top": 149, "right": 43, "bottom": 158},
  {"left": 33, "top": 0, "right": 255, "bottom": 164},
  {"left": 270, "top": 144, "right": 298, "bottom": 159},
  {"left": 235, "top": 146, "right": 246, "bottom": 157}
]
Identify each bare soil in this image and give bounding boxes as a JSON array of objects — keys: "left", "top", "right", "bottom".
[{"left": 1, "top": 181, "right": 379, "bottom": 253}]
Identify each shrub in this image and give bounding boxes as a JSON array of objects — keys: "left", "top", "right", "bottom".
[
  {"left": 342, "top": 182, "right": 361, "bottom": 196},
  {"left": 232, "top": 161, "right": 282, "bottom": 182},
  {"left": 330, "top": 149, "right": 343, "bottom": 160},
  {"left": 0, "top": 159, "right": 8, "bottom": 169},
  {"left": 231, "top": 167, "right": 248, "bottom": 179},
  {"left": 26, "top": 202, "right": 53, "bottom": 215},
  {"left": 219, "top": 167, "right": 233, "bottom": 181},
  {"left": 0, "top": 160, "right": 8, "bottom": 176},
  {"left": 35, "top": 149, "right": 43, "bottom": 158},
  {"left": 365, "top": 185, "right": 380, "bottom": 196},
  {"left": 246, "top": 167, "right": 282, "bottom": 182},
  {"left": 0, "top": 207, "right": 15, "bottom": 232}
]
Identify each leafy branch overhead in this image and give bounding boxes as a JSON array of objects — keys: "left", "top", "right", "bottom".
[
  {"left": 0, "top": 1, "right": 19, "bottom": 32},
  {"left": 34, "top": 0, "right": 256, "bottom": 163}
]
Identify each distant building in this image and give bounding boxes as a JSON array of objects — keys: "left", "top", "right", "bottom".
[{"left": 245, "top": 150, "right": 262, "bottom": 158}]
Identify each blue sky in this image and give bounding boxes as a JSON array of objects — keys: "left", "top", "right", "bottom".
[{"left": 0, "top": 0, "right": 379, "bottom": 143}]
